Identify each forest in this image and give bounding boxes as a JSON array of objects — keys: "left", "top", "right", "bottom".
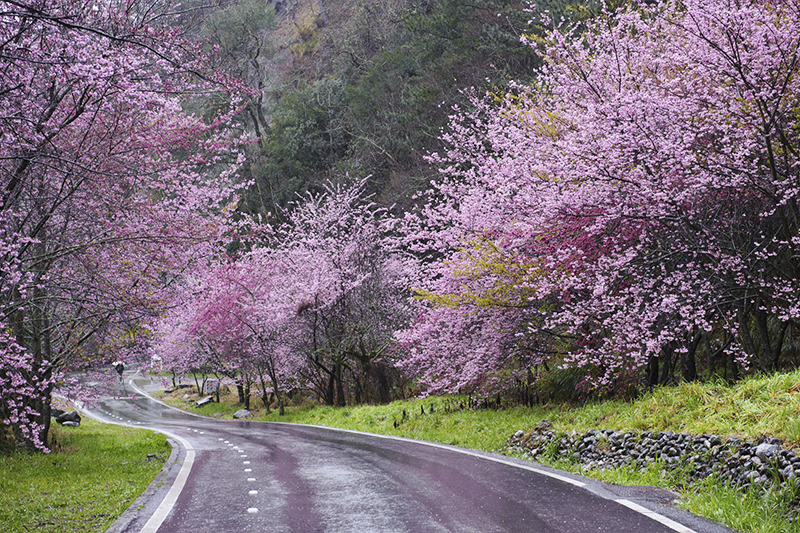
[{"left": 2, "top": 0, "right": 800, "bottom": 452}]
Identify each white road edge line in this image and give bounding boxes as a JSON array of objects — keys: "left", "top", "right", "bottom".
[
  {"left": 616, "top": 499, "right": 698, "bottom": 533},
  {"left": 293, "top": 423, "right": 699, "bottom": 533},
  {"left": 76, "top": 383, "right": 196, "bottom": 533},
  {"left": 416, "top": 440, "right": 588, "bottom": 487},
  {"left": 129, "top": 380, "right": 209, "bottom": 419},
  {"left": 138, "top": 444, "right": 194, "bottom": 533}
]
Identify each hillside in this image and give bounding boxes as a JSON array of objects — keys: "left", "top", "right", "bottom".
[{"left": 187, "top": 0, "right": 578, "bottom": 215}]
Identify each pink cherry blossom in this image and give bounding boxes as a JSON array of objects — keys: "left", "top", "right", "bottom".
[
  {"left": 400, "top": 0, "right": 800, "bottom": 396},
  {"left": 0, "top": 0, "right": 247, "bottom": 451}
]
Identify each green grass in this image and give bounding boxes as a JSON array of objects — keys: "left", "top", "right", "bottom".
[
  {"left": 156, "top": 388, "right": 550, "bottom": 451},
  {"left": 545, "top": 372, "right": 800, "bottom": 445},
  {"left": 269, "top": 400, "right": 553, "bottom": 450},
  {"left": 0, "top": 418, "right": 169, "bottom": 533},
  {"left": 683, "top": 477, "right": 800, "bottom": 533},
  {"left": 511, "top": 450, "right": 800, "bottom": 533},
  {"left": 159, "top": 369, "right": 800, "bottom": 533},
  {"left": 171, "top": 368, "right": 800, "bottom": 446}
]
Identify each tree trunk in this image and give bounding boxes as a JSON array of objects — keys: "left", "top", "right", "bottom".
[
  {"left": 680, "top": 333, "right": 701, "bottom": 381},
  {"left": 659, "top": 345, "right": 676, "bottom": 385},
  {"left": 737, "top": 304, "right": 757, "bottom": 365},
  {"left": 9, "top": 284, "right": 54, "bottom": 452},
  {"left": 324, "top": 371, "right": 335, "bottom": 406},
  {"left": 266, "top": 368, "right": 284, "bottom": 416},
  {"left": 728, "top": 351, "right": 740, "bottom": 381},
  {"left": 277, "top": 390, "right": 285, "bottom": 416},
  {"left": 755, "top": 306, "right": 788, "bottom": 371},
  {"left": 647, "top": 355, "right": 659, "bottom": 388},
  {"left": 257, "top": 368, "right": 271, "bottom": 414},
  {"left": 335, "top": 362, "right": 346, "bottom": 407},
  {"left": 13, "top": 387, "right": 52, "bottom": 453}
]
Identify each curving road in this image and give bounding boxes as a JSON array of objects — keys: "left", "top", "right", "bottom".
[{"left": 81, "top": 376, "right": 736, "bottom": 533}]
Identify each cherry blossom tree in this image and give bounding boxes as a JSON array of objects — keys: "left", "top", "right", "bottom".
[
  {"left": 401, "top": 0, "right": 800, "bottom": 396},
  {"left": 157, "top": 180, "right": 415, "bottom": 409},
  {"left": 0, "top": 0, "right": 246, "bottom": 451},
  {"left": 156, "top": 249, "right": 305, "bottom": 415},
  {"left": 274, "top": 181, "right": 415, "bottom": 406}
]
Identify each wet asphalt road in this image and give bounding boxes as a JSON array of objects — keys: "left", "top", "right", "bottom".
[{"left": 83, "top": 378, "right": 737, "bottom": 533}]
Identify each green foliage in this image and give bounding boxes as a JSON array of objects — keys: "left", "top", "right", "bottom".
[
  {"left": 0, "top": 419, "right": 168, "bottom": 533},
  {"left": 184, "top": 0, "right": 607, "bottom": 213},
  {"left": 202, "top": 0, "right": 276, "bottom": 62},
  {"left": 228, "top": 0, "right": 581, "bottom": 215},
  {"left": 268, "top": 81, "right": 349, "bottom": 174},
  {"left": 337, "top": 0, "right": 543, "bottom": 192},
  {"left": 541, "top": 431, "right": 565, "bottom": 460},
  {"left": 531, "top": 366, "right": 587, "bottom": 404},
  {"left": 187, "top": 0, "right": 601, "bottom": 217},
  {"left": 237, "top": 76, "right": 352, "bottom": 218}
]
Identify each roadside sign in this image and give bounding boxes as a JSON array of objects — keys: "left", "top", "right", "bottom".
[{"left": 203, "top": 378, "right": 220, "bottom": 395}]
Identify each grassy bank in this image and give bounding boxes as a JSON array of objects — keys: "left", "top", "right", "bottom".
[
  {"left": 157, "top": 369, "right": 800, "bottom": 447},
  {"left": 158, "top": 369, "right": 800, "bottom": 533},
  {"left": 0, "top": 418, "right": 169, "bottom": 533},
  {"left": 156, "top": 387, "right": 547, "bottom": 451}
]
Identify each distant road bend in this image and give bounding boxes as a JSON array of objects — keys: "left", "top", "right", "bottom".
[{"left": 80, "top": 376, "right": 736, "bottom": 533}]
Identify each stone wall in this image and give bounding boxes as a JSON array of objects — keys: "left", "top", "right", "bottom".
[{"left": 502, "top": 421, "right": 798, "bottom": 491}]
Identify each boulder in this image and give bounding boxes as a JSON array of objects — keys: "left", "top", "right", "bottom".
[
  {"left": 61, "top": 421, "right": 80, "bottom": 427},
  {"left": 51, "top": 408, "right": 66, "bottom": 419},
  {"left": 56, "top": 411, "right": 81, "bottom": 425},
  {"left": 233, "top": 409, "right": 253, "bottom": 419},
  {"left": 755, "top": 443, "right": 780, "bottom": 462},
  {"left": 196, "top": 396, "right": 213, "bottom": 407}
]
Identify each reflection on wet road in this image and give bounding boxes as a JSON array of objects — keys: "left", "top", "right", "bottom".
[{"left": 83, "top": 379, "right": 734, "bottom": 533}]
